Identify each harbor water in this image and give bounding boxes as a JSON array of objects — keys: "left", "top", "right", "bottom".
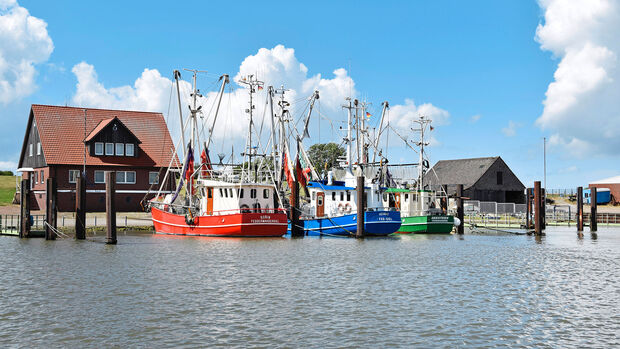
[{"left": 1, "top": 227, "right": 619, "bottom": 347}]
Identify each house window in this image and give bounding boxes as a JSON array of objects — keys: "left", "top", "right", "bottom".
[
  {"left": 37, "top": 142, "right": 41, "bottom": 155},
  {"left": 115, "top": 143, "right": 124, "bottom": 156},
  {"left": 69, "top": 170, "right": 80, "bottom": 183},
  {"left": 116, "top": 171, "right": 136, "bottom": 184},
  {"left": 250, "top": 189, "right": 257, "bottom": 199},
  {"left": 94, "top": 171, "right": 105, "bottom": 183},
  {"left": 40, "top": 170, "right": 44, "bottom": 183},
  {"left": 497, "top": 171, "right": 503, "bottom": 185},
  {"left": 149, "top": 172, "right": 159, "bottom": 185},
  {"left": 29, "top": 144, "right": 33, "bottom": 157},
  {"left": 34, "top": 171, "right": 38, "bottom": 184},
  {"left": 125, "top": 143, "right": 134, "bottom": 157},
  {"left": 263, "top": 189, "right": 269, "bottom": 199},
  {"left": 94, "top": 142, "right": 104, "bottom": 155},
  {"left": 105, "top": 143, "right": 114, "bottom": 155}
]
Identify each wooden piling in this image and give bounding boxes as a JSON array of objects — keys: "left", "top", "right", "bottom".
[
  {"left": 534, "top": 181, "right": 542, "bottom": 235},
  {"left": 440, "top": 184, "right": 448, "bottom": 214},
  {"left": 356, "top": 176, "right": 365, "bottom": 238},
  {"left": 590, "top": 187, "right": 597, "bottom": 232},
  {"left": 577, "top": 186, "right": 583, "bottom": 231},
  {"left": 526, "top": 188, "right": 532, "bottom": 229},
  {"left": 45, "top": 178, "right": 57, "bottom": 240},
  {"left": 541, "top": 188, "right": 547, "bottom": 229},
  {"left": 106, "top": 171, "right": 117, "bottom": 244},
  {"left": 19, "top": 179, "right": 30, "bottom": 238},
  {"left": 290, "top": 179, "right": 302, "bottom": 237},
  {"left": 75, "top": 175, "right": 86, "bottom": 240},
  {"left": 456, "top": 184, "right": 464, "bottom": 235}
]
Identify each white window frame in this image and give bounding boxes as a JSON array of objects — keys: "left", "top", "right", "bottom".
[
  {"left": 125, "top": 143, "right": 134, "bottom": 157},
  {"left": 115, "top": 143, "right": 124, "bottom": 156},
  {"left": 68, "top": 170, "right": 80, "bottom": 184},
  {"left": 94, "top": 142, "right": 104, "bottom": 155},
  {"left": 29, "top": 144, "right": 33, "bottom": 157},
  {"left": 40, "top": 170, "right": 44, "bottom": 184},
  {"left": 37, "top": 142, "right": 41, "bottom": 155},
  {"left": 105, "top": 143, "right": 114, "bottom": 155},
  {"left": 94, "top": 170, "right": 105, "bottom": 184},
  {"left": 148, "top": 171, "right": 159, "bottom": 185},
  {"left": 116, "top": 171, "right": 136, "bottom": 184}
]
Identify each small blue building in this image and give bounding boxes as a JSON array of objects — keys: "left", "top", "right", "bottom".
[{"left": 584, "top": 188, "right": 611, "bottom": 204}]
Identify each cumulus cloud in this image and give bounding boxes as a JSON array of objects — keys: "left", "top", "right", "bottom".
[
  {"left": 0, "top": 0, "right": 53, "bottom": 104},
  {"left": 69, "top": 45, "right": 449, "bottom": 155},
  {"left": 536, "top": 0, "right": 620, "bottom": 157},
  {"left": 501, "top": 120, "right": 520, "bottom": 137},
  {"left": 470, "top": 114, "right": 481, "bottom": 123},
  {"left": 0, "top": 160, "right": 17, "bottom": 171},
  {"left": 387, "top": 98, "right": 450, "bottom": 131}
]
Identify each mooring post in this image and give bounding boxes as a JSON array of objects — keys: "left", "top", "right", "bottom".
[
  {"left": 534, "top": 181, "right": 542, "bottom": 235},
  {"left": 45, "top": 178, "right": 57, "bottom": 240},
  {"left": 526, "top": 188, "right": 532, "bottom": 229},
  {"left": 577, "top": 186, "right": 583, "bottom": 232},
  {"left": 456, "top": 184, "right": 464, "bottom": 234},
  {"left": 590, "top": 187, "right": 597, "bottom": 232},
  {"left": 290, "top": 178, "right": 302, "bottom": 237},
  {"left": 541, "top": 188, "right": 547, "bottom": 229},
  {"left": 106, "top": 171, "right": 117, "bottom": 244},
  {"left": 75, "top": 175, "right": 86, "bottom": 240},
  {"left": 20, "top": 179, "right": 31, "bottom": 238},
  {"left": 356, "top": 175, "right": 365, "bottom": 238},
  {"left": 440, "top": 184, "right": 448, "bottom": 214}
]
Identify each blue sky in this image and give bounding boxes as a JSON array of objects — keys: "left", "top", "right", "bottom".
[{"left": 1, "top": 0, "right": 619, "bottom": 188}]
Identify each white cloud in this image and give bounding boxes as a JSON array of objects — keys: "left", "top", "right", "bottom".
[
  {"left": 387, "top": 98, "right": 450, "bottom": 131},
  {"left": 0, "top": 160, "right": 17, "bottom": 171},
  {"left": 470, "top": 114, "right": 481, "bottom": 123},
  {"left": 0, "top": 0, "right": 53, "bottom": 105},
  {"left": 536, "top": 0, "right": 620, "bottom": 157},
  {"left": 502, "top": 120, "right": 520, "bottom": 137}
]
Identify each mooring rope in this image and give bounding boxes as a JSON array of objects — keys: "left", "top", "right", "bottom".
[{"left": 43, "top": 221, "right": 69, "bottom": 238}]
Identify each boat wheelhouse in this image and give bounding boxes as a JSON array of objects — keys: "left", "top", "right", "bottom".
[{"left": 384, "top": 188, "right": 454, "bottom": 234}]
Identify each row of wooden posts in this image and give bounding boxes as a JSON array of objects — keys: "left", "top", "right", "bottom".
[
  {"left": 19, "top": 172, "right": 118, "bottom": 244},
  {"left": 524, "top": 181, "right": 598, "bottom": 235}
]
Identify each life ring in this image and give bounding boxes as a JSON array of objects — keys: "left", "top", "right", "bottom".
[
  {"left": 338, "top": 203, "right": 345, "bottom": 213},
  {"left": 240, "top": 204, "right": 251, "bottom": 213},
  {"left": 344, "top": 203, "right": 352, "bottom": 213}
]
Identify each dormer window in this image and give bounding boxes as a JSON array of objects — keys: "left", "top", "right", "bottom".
[
  {"left": 95, "top": 142, "right": 104, "bottom": 155},
  {"left": 125, "top": 143, "right": 134, "bottom": 156},
  {"left": 115, "top": 143, "right": 124, "bottom": 156}
]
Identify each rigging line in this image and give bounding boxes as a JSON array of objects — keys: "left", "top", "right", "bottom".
[{"left": 197, "top": 77, "right": 225, "bottom": 142}]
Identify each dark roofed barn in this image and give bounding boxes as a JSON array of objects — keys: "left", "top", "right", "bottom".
[{"left": 424, "top": 156, "right": 525, "bottom": 204}]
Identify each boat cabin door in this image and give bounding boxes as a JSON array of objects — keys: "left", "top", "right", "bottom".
[
  {"left": 206, "top": 187, "right": 213, "bottom": 214},
  {"left": 395, "top": 193, "right": 401, "bottom": 210},
  {"left": 316, "top": 192, "right": 325, "bottom": 217}
]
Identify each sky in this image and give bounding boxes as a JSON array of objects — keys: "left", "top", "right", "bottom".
[{"left": 1, "top": 0, "right": 619, "bottom": 189}]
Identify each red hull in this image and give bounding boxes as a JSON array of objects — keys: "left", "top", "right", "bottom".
[{"left": 151, "top": 207, "right": 288, "bottom": 237}]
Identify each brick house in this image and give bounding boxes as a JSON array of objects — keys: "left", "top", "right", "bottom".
[{"left": 17, "top": 105, "right": 177, "bottom": 212}]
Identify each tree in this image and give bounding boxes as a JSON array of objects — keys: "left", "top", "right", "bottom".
[{"left": 307, "top": 143, "right": 345, "bottom": 177}]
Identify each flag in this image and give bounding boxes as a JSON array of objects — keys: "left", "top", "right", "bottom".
[
  {"left": 296, "top": 156, "right": 308, "bottom": 188},
  {"left": 366, "top": 112, "right": 371, "bottom": 118},
  {"left": 185, "top": 145, "right": 194, "bottom": 195},
  {"left": 258, "top": 85, "right": 263, "bottom": 90},
  {"left": 282, "top": 152, "right": 294, "bottom": 190},
  {"left": 430, "top": 126, "right": 434, "bottom": 131},
  {"left": 200, "top": 148, "right": 212, "bottom": 178}
]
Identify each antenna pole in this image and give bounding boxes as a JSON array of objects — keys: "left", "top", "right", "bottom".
[
  {"left": 173, "top": 70, "right": 186, "bottom": 159},
  {"left": 239, "top": 75, "right": 264, "bottom": 182}
]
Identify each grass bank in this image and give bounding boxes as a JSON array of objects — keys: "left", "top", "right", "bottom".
[{"left": 0, "top": 175, "right": 18, "bottom": 206}]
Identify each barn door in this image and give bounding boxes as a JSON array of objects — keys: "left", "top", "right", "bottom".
[
  {"left": 206, "top": 187, "right": 213, "bottom": 214},
  {"left": 316, "top": 192, "right": 325, "bottom": 217}
]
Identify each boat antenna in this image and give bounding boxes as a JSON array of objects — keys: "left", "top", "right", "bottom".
[{"left": 238, "top": 74, "right": 264, "bottom": 182}]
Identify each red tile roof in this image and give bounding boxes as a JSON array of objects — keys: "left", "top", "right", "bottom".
[{"left": 31, "top": 104, "right": 177, "bottom": 167}]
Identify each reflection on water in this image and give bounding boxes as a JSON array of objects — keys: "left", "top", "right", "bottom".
[{"left": 1, "top": 227, "right": 619, "bottom": 347}]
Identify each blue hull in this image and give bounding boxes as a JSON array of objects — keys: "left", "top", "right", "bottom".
[{"left": 288, "top": 210, "right": 401, "bottom": 237}]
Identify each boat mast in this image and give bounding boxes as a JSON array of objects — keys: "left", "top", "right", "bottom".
[
  {"left": 342, "top": 98, "right": 353, "bottom": 171},
  {"left": 173, "top": 70, "right": 186, "bottom": 159},
  {"left": 238, "top": 74, "right": 264, "bottom": 182},
  {"left": 372, "top": 101, "right": 389, "bottom": 163},
  {"left": 184, "top": 69, "right": 206, "bottom": 205},
  {"left": 205, "top": 74, "right": 230, "bottom": 150},
  {"left": 354, "top": 99, "right": 361, "bottom": 167},
  {"left": 301, "top": 90, "right": 319, "bottom": 140},
  {"left": 413, "top": 115, "right": 430, "bottom": 193},
  {"left": 268, "top": 86, "right": 279, "bottom": 181}
]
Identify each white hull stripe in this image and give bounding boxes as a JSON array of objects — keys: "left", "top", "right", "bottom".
[
  {"left": 402, "top": 222, "right": 453, "bottom": 226},
  {"left": 302, "top": 220, "right": 401, "bottom": 231},
  {"left": 152, "top": 218, "right": 288, "bottom": 229}
]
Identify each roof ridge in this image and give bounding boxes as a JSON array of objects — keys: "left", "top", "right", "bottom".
[{"left": 32, "top": 104, "right": 164, "bottom": 115}]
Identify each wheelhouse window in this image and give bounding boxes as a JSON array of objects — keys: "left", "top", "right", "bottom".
[
  {"left": 125, "top": 143, "right": 135, "bottom": 157},
  {"left": 340, "top": 192, "right": 344, "bottom": 201},
  {"left": 115, "top": 143, "right": 124, "bottom": 156},
  {"left": 94, "top": 142, "right": 104, "bottom": 155},
  {"left": 69, "top": 170, "right": 80, "bottom": 183},
  {"left": 238, "top": 188, "right": 244, "bottom": 198},
  {"left": 149, "top": 172, "right": 159, "bottom": 185},
  {"left": 229, "top": 188, "right": 233, "bottom": 197},
  {"left": 332, "top": 192, "right": 336, "bottom": 201},
  {"left": 116, "top": 171, "right": 136, "bottom": 184},
  {"left": 94, "top": 171, "right": 105, "bottom": 183},
  {"left": 105, "top": 143, "right": 114, "bottom": 155},
  {"left": 346, "top": 191, "right": 351, "bottom": 201},
  {"left": 250, "top": 189, "right": 257, "bottom": 199},
  {"left": 263, "top": 189, "right": 269, "bottom": 199}
]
